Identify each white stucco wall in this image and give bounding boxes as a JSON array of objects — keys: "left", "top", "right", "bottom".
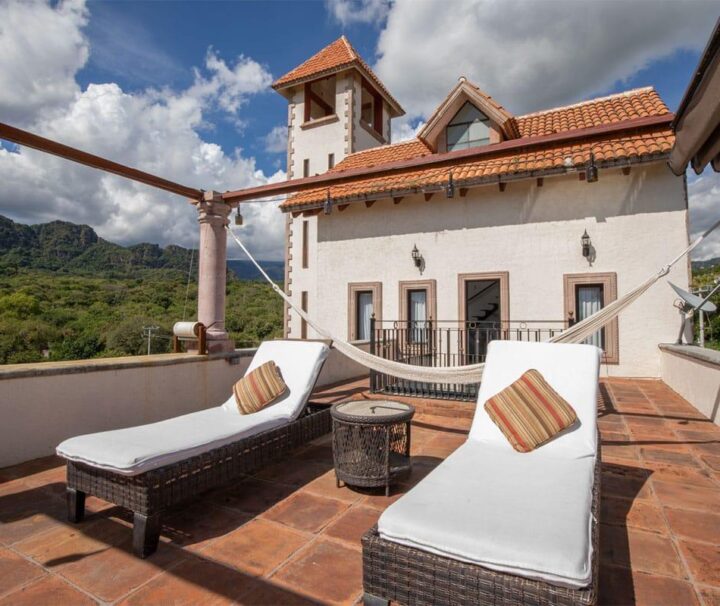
[
  {"left": 660, "top": 345, "right": 720, "bottom": 425},
  {"left": 0, "top": 347, "right": 369, "bottom": 467},
  {"left": 303, "top": 162, "right": 688, "bottom": 377}
]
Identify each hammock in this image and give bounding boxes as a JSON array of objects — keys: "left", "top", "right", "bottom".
[{"left": 227, "top": 217, "right": 720, "bottom": 385}]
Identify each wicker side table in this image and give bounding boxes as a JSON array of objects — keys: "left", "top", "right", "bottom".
[{"left": 331, "top": 400, "right": 414, "bottom": 496}]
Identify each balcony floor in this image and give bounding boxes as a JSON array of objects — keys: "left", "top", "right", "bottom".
[{"left": 0, "top": 378, "right": 719, "bottom": 605}]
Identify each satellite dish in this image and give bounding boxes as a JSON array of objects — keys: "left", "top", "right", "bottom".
[{"left": 669, "top": 282, "right": 717, "bottom": 312}]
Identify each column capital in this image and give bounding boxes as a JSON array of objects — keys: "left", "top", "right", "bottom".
[{"left": 194, "top": 191, "right": 231, "bottom": 226}]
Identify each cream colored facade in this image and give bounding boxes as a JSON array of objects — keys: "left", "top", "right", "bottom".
[{"left": 286, "top": 160, "right": 689, "bottom": 377}]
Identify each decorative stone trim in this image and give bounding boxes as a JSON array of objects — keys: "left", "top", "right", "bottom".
[
  {"left": 287, "top": 102, "right": 296, "bottom": 179},
  {"left": 284, "top": 214, "right": 293, "bottom": 337},
  {"left": 457, "top": 272, "right": 510, "bottom": 326},
  {"left": 344, "top": 75, "right": 354, "bottom": 156},
  {"left": 300, "top": 114, "right": 340, "bottom": 130},
  {"left": 563, "top": 272, "right": 619, "bottom": 364},
  {"left": 347, "top": 282, "right": 383, "bottom": 340},
  {"left": 399, "top": 280, "right": 438, "bottom": 323}
]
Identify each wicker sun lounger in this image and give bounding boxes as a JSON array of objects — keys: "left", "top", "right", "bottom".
[
  {"left": 57, "top": 339, "right": 332, "bottom": 558},
  {"left": 362, "top": 341, "right": 602, "bottom": 606}
]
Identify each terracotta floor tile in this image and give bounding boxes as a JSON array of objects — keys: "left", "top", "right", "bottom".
[
  {"left": 262, "top": 492, "right": 348, "bottom": 534},
  {"left": 162, "top": 502, "right": 251, "bottom": 552},
  {"left": 255, "top": 459, "right": 331, "bottom": 487},
  {"left": 212, "top": 477, "right": 298, "bottom": 515},
  {"left": 699, "top": 586, "right": 720, "bottom": 606},
  {"left": 0, "top": 575, "right": 98, "bottom": 605},
  {"left": 646, "top": 464, "right": 717, "bottom": 488},
  {"left": 641, "top": 448, "right": 700, "bottom": 468},
  {"left": 631, "top": 571, "right": 701, "bottom": 605},
  {"left": 359, "top": 486, "right": 407, "bottom": 510},
  {"left": 601, "top": 496, "right": 668, "bottom": 535},
  {"left": 600, "top": 525, "right": 685, "bottom": 578},
  {"left": 294, "top": 444, "right": 334, "bottom": 464},
  {"left": 679, "top": 541, "right": 720, "bottom": 587},
  {"left": 322, "top": 506, "right": 381, "bottom": 546},
  {"left": 203, "top": 518, "right": 309, "bottom": 576},
  {"left": 238, "top": 580, "right": 321, "bottom": 605},
  {"left": 603, "top": 442, "right": 642, "bottom": 461},
  {"left": 119, "top": 555, "right": 256, "bottom": 606},
  {"left": 272, "top": 538, "right": 362, "bottom": 604},
  {"left": 599, "top": 564, "right": 635, "bottom": 605},
  {"left": 601, "top": 468, "right": 654, "bottom": 501},
  {"left": 300, "top": 470, "right": 365, "bottom": 504},
  {"left": 665, "top": 509, "right": 720, "bottom": 545},
  {"left": 0, "top": 484, "right": 68, "bottom": 546},
  {"left": 702, "top": 455, "right": 720, "bottom": 472},
  {"left": 653, "top": 480, "right": 720, "bottom": 513},
  {"left": 0, "top": 547, "right": 46, "bottom": 598},
  {"left": 58, "top": 539, "right": 185, "bottom": 602}
]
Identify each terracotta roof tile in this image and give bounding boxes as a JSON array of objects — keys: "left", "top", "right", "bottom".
[
  {"left": 272, "top": 36, "right": 403, "bottom": 114},
  {"left": 280, "top": 87, "right": 673, "bottom": 211},
  {"left": 515, "top": 87, "right": 669, "bottom": 137},
  {"left": 281, "top": 128, "right": 674, "bottom": 210}
]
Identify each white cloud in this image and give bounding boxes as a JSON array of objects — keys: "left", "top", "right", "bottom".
[
  {"left": 375, "top": 0, "right": 719, "bottom": 121},
  {"left": 263, "top": 125, "right": 288, "bottom": 154},
  {"left": 0, "top": 0, "right": 286, "bottom": 260},
  {"left": 326, "top": 0, "right": 391, "bottom": 26},
  {"left": 688, "top": 169, "right": 720, "bottom": 261},
  {"left": 391, "top": 118, "right": 425, "bottom": 143},
  {"left": 0, "top": 0, "right": 89, "bottom": 125}
]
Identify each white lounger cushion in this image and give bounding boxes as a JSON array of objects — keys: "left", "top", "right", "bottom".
[
  {"left": 378, "top": 441, "right": 596, "bottom": 588},
  {"left": 57, "top": 340, "right": 329, "bottom": 475},
  {"left": 470, "top": 341, "right": 601, "bottom": 459}
]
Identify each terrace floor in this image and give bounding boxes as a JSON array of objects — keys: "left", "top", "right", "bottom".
[{"left": 0, "top": 378, "right": 719, "bottom": 605}]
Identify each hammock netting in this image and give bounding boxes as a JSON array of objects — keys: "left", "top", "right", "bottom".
[{"left": 227, "top": 217, "right": 720, "bottom": 385}]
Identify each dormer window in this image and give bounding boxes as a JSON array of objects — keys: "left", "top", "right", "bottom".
[
  {"left": 360, "top": 78, "right": 383, "bottom": 136},
  {"left": 304, "top": 75, "right": 336, "bottom": 122},
  {"left": 446, "top": 102, "right": 491, "bottom": 151}
]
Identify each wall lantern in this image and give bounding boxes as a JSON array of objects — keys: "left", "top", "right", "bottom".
[
  {"left": 446, "top": 171, "right": 455, "bottom": 198},
  {"left": 586, "top": 152, "right": 599, "bottom": 183},
  {"left": 234, "top": 207, "right": 243, "bottom": 226},
  {"left": 411, "top": 244, "right": 425, "bottom": 273},
  {"left": 581, "top": 230, "right": 592, "bottom": 259}
]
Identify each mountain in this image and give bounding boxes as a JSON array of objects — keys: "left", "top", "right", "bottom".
[
  {"left": 0, "top": 215, "right": 283, "bottom": 280},
  {"left": 692, "top": 257, "right": 720, "bottom": 271},
  {"left": 227, "top": 259, "right": 284, "bottom": 281}
]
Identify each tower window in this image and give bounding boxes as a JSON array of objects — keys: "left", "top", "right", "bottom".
[
  {"left": 304, "top": 76, "right": 336, "bottom": 122},
  {"left": 303, "top": 159, "right": 310, "bottom": 178},
  {"left": 328, "top": 153, "right": 335, "bottom": 169},
  {"left": 360, "top": 78, "right": 383, "bottom": 136},
  {"left": 446, "top": 102, "right": 491, "bottom": 151}
]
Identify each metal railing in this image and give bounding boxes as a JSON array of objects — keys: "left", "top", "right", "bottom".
[{"left": 369, "top": 318, "right": 566, "bottom": 401}]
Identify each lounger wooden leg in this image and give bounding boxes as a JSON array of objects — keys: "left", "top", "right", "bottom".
[
  {"left": 67, "top": 488, "right": 85, "bottom": 523},
  {"left": 133, "top": 513, "right": 160, "bottom": 558},
  {"left": 363, "top": 592, "right": 389, "bottom": 606}
]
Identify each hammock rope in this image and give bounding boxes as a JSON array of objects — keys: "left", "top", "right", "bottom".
[{"left": 227, "top": 216, "right": 720, "bottom": 385}]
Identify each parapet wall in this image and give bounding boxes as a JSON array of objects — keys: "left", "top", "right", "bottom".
[{"left": 0, "top": 343, "right": 370, "bottom": 467}]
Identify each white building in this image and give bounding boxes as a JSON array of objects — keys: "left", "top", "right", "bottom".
[{"left": 272, "top": 37, "right": 689, "bottom": 389}]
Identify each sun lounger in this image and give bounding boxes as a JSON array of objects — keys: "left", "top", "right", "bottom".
[
  {"left": 57, "top": 339, "right": 331, "bottom": 557},
  {"left": 362, "top": 340, "right": 602, "bottom": 606}
]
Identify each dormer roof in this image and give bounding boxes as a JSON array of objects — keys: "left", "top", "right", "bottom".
[
  {"left": 272, "top": 36, "right": 405, "bottom": 117},
  {"left": 418, "top": 79, "right": 520, "bottom": 147}
]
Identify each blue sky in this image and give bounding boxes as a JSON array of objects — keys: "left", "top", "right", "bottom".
[
  {"left": 78, "top": 1, "right": 702, "bottom": 179},
  {"left": 1, "top": 0, "right": 719, "bottom": 259},
  {"left": 80, "top": 0, "right": 387, "bottom": 175}
]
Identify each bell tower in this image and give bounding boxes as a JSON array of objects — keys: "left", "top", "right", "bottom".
[{"left": 272, "top": 36, "right": 405, "bottom": 338}]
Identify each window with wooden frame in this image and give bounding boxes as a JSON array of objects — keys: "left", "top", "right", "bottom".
[
  {"left": 300, "top": 291, "right": 308, "bottom": 339},
  {"left": 301, "top": 220, "right": 309, "bottom": 269},
  {"left": 399, "top": 280, "right": 437, "bottom": 343},
  {"left": 303, "top": 76, "right": 336, "bottom": 122},
  {"left": 360, "top": 78, "right": 383, "bottom": 137},
  {"left": 348, "top": 282, "right": 382, "bottom": 341},
  {"left": 563, "top": 273, "right": 619, "bottom": 364}
]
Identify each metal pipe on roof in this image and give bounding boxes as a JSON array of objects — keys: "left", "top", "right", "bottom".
[{"left": 0, "top": 122, "right": 204, "bottom": 200}]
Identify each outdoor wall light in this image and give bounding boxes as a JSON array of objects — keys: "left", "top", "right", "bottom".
[
  {"left": 581, "top": 230, "right": 592, "bottom": 259},
  {"left": 586, "top": 152, "right": 599, "bottom": 183},
  {"left": 234, "top": 207, "right": 243, "bottom": 226},
  {"left": 446, "top": 171, "right": 455, "bottom": 198},
  {"left": 412, "top": 244, "right": 425, "bottom": 273}
]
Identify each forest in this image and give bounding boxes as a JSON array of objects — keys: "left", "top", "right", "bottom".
[{"left": 0, "top": 216, "right": 283, "bottom": 363}]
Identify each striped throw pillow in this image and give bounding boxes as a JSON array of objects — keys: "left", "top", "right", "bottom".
[
  {"left": 233, "top": 361, "right": 288, "bottom": 414},
  {"left": 484, "top": 369, "right": 578, "bottom": 453}
]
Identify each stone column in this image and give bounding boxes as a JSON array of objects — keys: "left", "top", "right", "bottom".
[{"left": 193, "top": 191, "right": 234, "bottom": 353}]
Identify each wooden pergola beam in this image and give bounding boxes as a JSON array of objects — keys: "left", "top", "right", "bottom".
[{"left": 0, "top": 122, "right": 203, "bottom": 200}]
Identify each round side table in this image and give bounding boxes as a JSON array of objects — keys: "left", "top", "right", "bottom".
[{"left": 330, "top": 400, "right": 415, "bottom": 496}]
